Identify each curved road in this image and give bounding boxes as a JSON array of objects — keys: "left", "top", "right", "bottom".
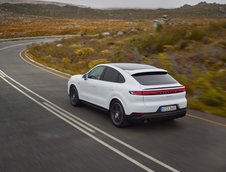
[{"left": 0, "top": 39, "right": 226, "bottom": 172}]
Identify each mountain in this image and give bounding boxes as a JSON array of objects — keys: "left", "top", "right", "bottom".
[
  {"left": 0, "top": 1, "right": 225, "bottom": 19},
  {"left": 0, "top": 0, "right": 36, "bottom": 4},
  {"left": 0, "top": 0, "right": 70, "bottom": 6}
]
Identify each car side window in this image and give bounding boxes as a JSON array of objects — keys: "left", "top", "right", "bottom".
[
  {"left": 88, "top": 66, "right": 105, "bottom": 80},
  {"left": 101, "top": 67, "right": 125, "bottom": 83}
]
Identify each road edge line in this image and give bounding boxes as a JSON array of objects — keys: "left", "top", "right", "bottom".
[
  {"left": 19, "top": 49, "right": 70, "bottom": 79},
  {"left": 187, "top": 114, "right": 226, "bottom": 127}
]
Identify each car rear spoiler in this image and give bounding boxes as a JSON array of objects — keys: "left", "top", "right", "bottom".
[{"left": 125, "top": 69, "right": 167, "bottom": 75}]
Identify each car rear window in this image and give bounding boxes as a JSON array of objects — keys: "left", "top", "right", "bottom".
[{"left": 132, "top": 72, "right": 177, "bottom": 85}]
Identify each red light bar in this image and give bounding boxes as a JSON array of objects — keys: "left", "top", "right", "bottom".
[{"left": 130, "top": 87, "right": 186, "bottom": 95}]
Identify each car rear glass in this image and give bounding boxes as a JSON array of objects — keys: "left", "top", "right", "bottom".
[{"left": 132, "top": 72, "right": 177, "bottom": 85}]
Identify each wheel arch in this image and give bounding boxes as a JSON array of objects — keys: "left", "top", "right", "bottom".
[
  {"left": 109, "top": 96, "right": 129, "bottom": 115},
  {"left": 68, "top": 82, "right": 79, "bottom": 96}
]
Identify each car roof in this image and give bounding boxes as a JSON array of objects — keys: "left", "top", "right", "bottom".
[
  {"left": 109, "top": 63, "right": 157, "bottom": 70},
  {"left": 106, "top": 63, "right": 167, "bottom": 75}
]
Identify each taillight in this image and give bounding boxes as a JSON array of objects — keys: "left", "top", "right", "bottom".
[{"left": 129, "top": 87, "right": 186, "bottom": 95}]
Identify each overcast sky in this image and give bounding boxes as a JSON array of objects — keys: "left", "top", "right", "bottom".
[{"left": 44, "top": 0, "right": 226, "bottom": 9}]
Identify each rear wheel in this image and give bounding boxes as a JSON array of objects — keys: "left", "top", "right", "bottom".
[
  {"left": 110, "top": 100, "right": 129, "bottom": 127},
  {"left": 69, "top": 85, "right": 81, "bottom": 106}
]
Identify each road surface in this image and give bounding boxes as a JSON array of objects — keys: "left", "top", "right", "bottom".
[{"left": 0, "top": 39, "right": 226, "bottom": 172}]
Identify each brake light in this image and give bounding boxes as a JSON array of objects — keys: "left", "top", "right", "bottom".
[{"left": 129, "top": 87, "right": 186, "bottom": 95}]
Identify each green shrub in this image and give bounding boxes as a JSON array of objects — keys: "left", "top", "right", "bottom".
[
  {"left": 208, "top": 22, "right": 223, "bottom": 32},
  {"left": 187, "top": 28, "right": 205, "bottom": 41},
  {"left": 157, "top": 53, "right": 173, "bottom": 74},
  {"left": 130, "top": 27, "right": 188, "bottom": 53},
  {"left": 156, "top": 23, "right": 163, "bottom": 32},
  {"left": 199, "top": 87, "right": 226, "bottom": 106},
  {"left": 76, "top": 48, "right": 96, "bottom": 57},
  {"left": 100, "top": 49, "right": 110, "bottom": 55},
  {"left": 112, "top": 51, "right": 122, "bottom": 62},
  {"left": 62, "top": 57, "right": 70, "bottom": 63},
  {"left": 177, "top": 40, "right": 191, "bottom": 50}
]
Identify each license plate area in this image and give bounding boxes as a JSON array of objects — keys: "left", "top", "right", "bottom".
[{"left": 160, "top": 105, "right": 177, "bottom": 112}]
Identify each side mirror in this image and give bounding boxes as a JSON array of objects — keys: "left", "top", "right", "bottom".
[{"left": 82, "top": 73, "right": 88, "bottom": 80}]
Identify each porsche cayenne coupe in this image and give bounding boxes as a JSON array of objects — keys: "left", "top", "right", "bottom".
[{"left": 68, "top": 63, "right": 187, "bottom": 127}]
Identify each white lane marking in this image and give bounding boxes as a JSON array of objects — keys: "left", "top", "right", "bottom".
[
  {"left": 1, "top": 76, "right": 154, "bottom": 172},
  {"left": 0, "top": 70, "right": 6, "bottom": 77},
  {"left": 0, "top": 43, "right": 29, "bottom": 51},
  {"left": 50, "top": 103, "right": 180, "bottom": 172},
  {"left": 1, "top": 70, "right": 179, "bottom": 172},
  {"left": 0, "top": 71, "right": 5, "bottom": 78},
  {"left": 43, "top": 102, "right": 96, "bottom": 134}
]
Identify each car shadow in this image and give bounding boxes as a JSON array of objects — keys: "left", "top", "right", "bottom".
[
  {"left": 80, "top": 103, "right": 184, "bottom": 132},
  {"left": 129, "top": 120, "right": 183, "bottom": 131}
]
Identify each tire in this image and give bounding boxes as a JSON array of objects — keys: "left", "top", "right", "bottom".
[
  {"left": 69, "top": 85, "right": 81, "bottom": 106},
  {"left": 110, "top": 100, "right": 129, "bottom": 127}
]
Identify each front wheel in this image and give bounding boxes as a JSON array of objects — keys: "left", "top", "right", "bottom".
[
  {"left": 69, "top": 86, "right": 81, "bottom": 106},
  {"left": 110, "top": 100, "right": 129, "bottom": 127}
]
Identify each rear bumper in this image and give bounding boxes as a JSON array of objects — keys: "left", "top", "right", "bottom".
[{"left": 127, "top": 108, "right": 186, "bottom": 121}]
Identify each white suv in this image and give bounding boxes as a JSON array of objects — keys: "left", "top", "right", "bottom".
[{"left": 68, "top": 63, "right": 187, "bottom": 127}]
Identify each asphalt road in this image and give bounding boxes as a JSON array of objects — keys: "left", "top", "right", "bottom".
[{"left": 0, "top": 39, "right": 226, "bottom": 172}]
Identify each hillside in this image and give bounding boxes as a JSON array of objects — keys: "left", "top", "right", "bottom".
[
  {"left": 27, "top": 21, "right": 226, "bottom": 116},
  {"left": 0, "top": 0, "right": 69, "bottom": 6},
  {"left": 0, "top": 2, "right": 225, "bottom": 20}
]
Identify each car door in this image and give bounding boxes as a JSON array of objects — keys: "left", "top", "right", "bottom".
[
  {"left": 94, "top": 67, "right": 125, "bottom": 109},
  {"left": 79, "top": 66, "right": 105, "bottom": 104}
]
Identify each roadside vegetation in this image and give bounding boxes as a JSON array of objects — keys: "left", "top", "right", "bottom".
[
  {"left": 28, "top": 20, "right": 226, "bottom": 117},
  {"left": 0, "top": 18, "right": 149, "bottom": 38}
]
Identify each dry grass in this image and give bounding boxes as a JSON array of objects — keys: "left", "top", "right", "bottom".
[
  {"left": 0, "top": 18, "right": 151, "bottom": 38},
  {"left": 27, "top": 19, "right": 226, "bottom": 117}
]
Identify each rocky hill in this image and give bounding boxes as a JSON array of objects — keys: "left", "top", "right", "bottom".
[
  {"left": 0, "top": 1, "right": 225, "bottom": 19},
  {"left": 0, "top": 0, "right": 69, "bottom": 6}
]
